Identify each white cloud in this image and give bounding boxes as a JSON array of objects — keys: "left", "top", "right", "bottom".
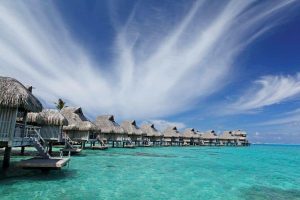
[
  {"left": 0, "top": 0, "right": 298, "bottom": 120},
  {"left": 142, "top": 120, "right": 186, "bottom": 131},
  {"left": 225, "top": 73, "right": 300, "bottom": 114}
]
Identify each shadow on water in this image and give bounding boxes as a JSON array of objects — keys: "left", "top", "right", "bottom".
[
  {"left": 240, "top": 186, "right": 300, "bottom": 200},
  {"left": 102, "top": 151, "right": 177, "bottom": 158},
  {"left": 0, "top": 161, "right": 77, "bottom": 186}
]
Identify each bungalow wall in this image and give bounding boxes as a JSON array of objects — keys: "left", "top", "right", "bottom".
[
  {"left": 40, "top": 125, "right": 62, "bottom": 141},
  {"left": 66, "top": 130, "right": 89, "bottom": 141},
  {"left": 172, "top": 138, "right": 180, "bottom": 145},
  {"left": 0, "top": 107, "right": 17, "bottom": 147},
  {"left": 106, "top": 133, "right": 125, "bottom": 142},
  {"left": 162, "top": 137, "right": 172, "bottom": 145}
]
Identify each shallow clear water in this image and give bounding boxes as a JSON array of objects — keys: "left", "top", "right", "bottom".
[{"left": 0, "top": 145, "right": 300, "bottom": 200}]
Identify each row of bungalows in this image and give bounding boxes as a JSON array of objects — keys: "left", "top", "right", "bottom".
[
  {"left": 1, "top": 77, "right": 250, "bottom": 169},
  {"left": 25, "top": 105, "right": 249, "bottom": 149}
]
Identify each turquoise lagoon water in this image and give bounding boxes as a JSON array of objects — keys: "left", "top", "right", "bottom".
[{"left": 0, "top": 145, "right": 300, "bottom": 200}]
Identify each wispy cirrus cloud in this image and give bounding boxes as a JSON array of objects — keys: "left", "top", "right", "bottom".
[
  {"left": 0, "top": 0, "right": 298, "bottom": 120},
  {"left": 224, "top": 73, "right": 300, "bottom": 114},
  {"left": 259, "top": 108, "right": 300, "bottom": 126}
]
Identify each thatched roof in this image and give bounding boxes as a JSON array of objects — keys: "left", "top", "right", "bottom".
[
  {"left": 219, "top": 131, "right": 236, "bottom": 140},
  {"left": 27, "top": 109, "right": 68, "bottom": 126},
  {"left": 121, "top": 120, "right": 143, "bottom": 135},
  {"left": 230, "top": 130, "right": 247, "bottom": 140},
  {"left": 0, "top": 76, "right": 43, "bottom": 112},
  {"left": 94, "top": 115, "right": 124, "bottom": 134},
  {"left": 195, "top": 130, "right": 203, "bottom": 139},
  {"left": 201, "top": 130, "right": 218, "bottom": 139},
  {"left": 182, "top": 128, "right": 198, "bottom": 138},
  {"left": 163, "top": 126, "right": 180, "bottom": 138},
  {"left": 140, "top": 124, "right": 162, "bottom": 137},
  {"left": 60, "top": 107, "right": 98, "bottom": 131}
]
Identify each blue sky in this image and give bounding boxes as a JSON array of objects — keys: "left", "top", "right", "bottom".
[{"left": 1, "top": 0, "right": 300, "bottom": 144}]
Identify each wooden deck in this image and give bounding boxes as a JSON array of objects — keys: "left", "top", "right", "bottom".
[
  {"left": 17, "top": 157, "right": 70, "bottom": 170},
  {"left": 124, "top": 144, "right": 135, "bottom": 148},
  {"left": 90, "top": 146, "right": 109, "bottom": 150}
]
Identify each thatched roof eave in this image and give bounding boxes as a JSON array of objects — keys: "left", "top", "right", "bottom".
[{"left": 0, "top": 77, "right": 43, "bottom": 112}]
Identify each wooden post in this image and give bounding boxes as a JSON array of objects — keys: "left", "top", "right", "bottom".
[
  {"left": 112, "top": 141, "right": 115, "bottom": 148},
  {"left": 3, "top": 147, "right": 12, "bottom": 169},
  {"left": 21, "top": 146, "right": 25, "bottom": 155},
  {"left": 83, "top": 141, "right": 86, "bottom": 149},
  {"left": 48, "top": 142, "right": 53, "bottom": 155}
]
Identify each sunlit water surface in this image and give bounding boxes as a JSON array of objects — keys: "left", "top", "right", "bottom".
[{"left": 0, "top": 145, "right": 300, "bottom": 200}]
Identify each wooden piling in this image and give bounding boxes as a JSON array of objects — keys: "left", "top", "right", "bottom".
[
  {"left": 48, "top": 142, "right": 53, "bottom": 155},
  {"left": 3, "top": 147, "right": 12, "bottom": 169},
  {"left": 21, "top": 146, "right": 25, "bottom": 155}
]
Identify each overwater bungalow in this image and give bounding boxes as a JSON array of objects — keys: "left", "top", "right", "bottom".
[
  {"left": 27, "top": 109, "right": 68, "bottom": 154},
  {"left": 121, "top": 120, "right": 144, "bottom": 147},
  {"left": 195, "top": 130, "right": 204, "bottom": 145},
  {"left": 94, "top": 115, "right": 125, "bottom": 147},
  {"left": 201, "top": 130, "right": 218, "bottom": 146},
  {"left": 140, "top": 124, "right": 163, "bottom": 146},
  {"left": 182, "top": 128, "right": 198, "bottom": 146},
  {"left": 60, "top": 107, "right": 102, "bottom": 150},
  {"left": 230, "top": 130, "right": 249, "bottom": 146},
  {"left": 218, "top": 131, "right": 237, "bottom": 146},
  {"left": 0, "top": 77, "right": 69, "bottom": 169},
  {"left": 162, "top": 127, "right": 180, "bottom": 146}
]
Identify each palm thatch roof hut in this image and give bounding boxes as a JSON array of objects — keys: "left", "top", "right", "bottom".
[
  {"left": 140, "top": 124, "right": 162, "bottom": 146},
  {"left": 201, "top": 130, "right": 218, "bottom": 146},
  {"left": 0, "top": 77, "right": 43, "bottom": 147},
  {"left": 182, "top": 128, "right": 198, "bottom": 146},
  {"left": 60, "top": 107, "right": 99, "bottom": 142},
  {"left": 0, "top": 77, "right": 43, "bottom": 168},
  {"left": 94, "top": 115, "right": 125, "bottom": 143},
  {"left": 121, "top": 120, "right": 144, "bottom": 145},
  {"left": 162, "top": 126, "right": 180, "bottom": 146},
  {"left": 218, "top": 131, "right": 237, "bottom": 146},
  {"left": 230, "top": 130, "right": 249, "bottom": 146},
  {"left": 27, "top": 109, "right": 68, "bottom": 141}
]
